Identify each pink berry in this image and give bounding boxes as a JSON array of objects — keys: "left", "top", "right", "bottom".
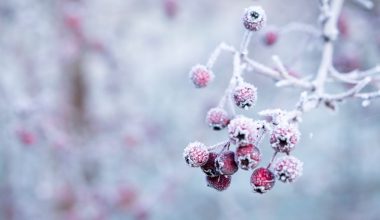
[
  {"left": 17, "top": 129, "right": 36, "bottom": 146},
  {"left": 163, "top": 0, "right": 178, "bottom": 18},
  {"left": 206, "top": 175, "right": 231, "bottom": 191},
  {"left": 233, "top": 82, "right": 257, "bottom": 109},
  {"left": 215, "top": 151, "right": 238, "bottom": 175},
  {"left": 189, "top": 65, "right": 214, "bottom": 88},
  {"left": 250, "top": 167, "right": 275, "bottom": 193},
  {"left": 183, "top": 142, "right": 209, "bottom": 167},
  {"left": 243, "top": 6, "right": 266, "bottom": 31},
  {"left": 236, "top": 144, "right": 261, "bottom": 170},
  {"left": 263, "top": 30, "right": 278, "bottom": 46},
  {"left": 274, "top": 156, "right": 303, "bottom": 183},
  {"left": 334, "top": 55, "right": 360, "bottom": 73},
  {"left": 270, "top": 124, "right": 300, "bottom": 154},
  {"left": 201, "top": 152, "right": 220, "bottom": 177},
  {"left": 228, "top": 116, "right": 257, "bottom": 145},
  {"left": 338, "top": 13, "right": 349, "bottom": 38},
  {"left": 206, "top": 107, "right": 230, "bottom": 130}
]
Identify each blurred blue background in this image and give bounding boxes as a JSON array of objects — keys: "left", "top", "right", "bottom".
[{"left": 0, "top": 0, "right": 380, "bottom": 219}]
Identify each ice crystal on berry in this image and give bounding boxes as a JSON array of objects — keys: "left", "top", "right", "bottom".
[
  {"left": 228, "top": 116, "right": 257, "bottom": 145},
  {"left": 236, "top": 144, "right": 261, "bottom": 170},
  {"left": 206, "top": 175, "right": 231, "bottom": 191},
  {"left": 215, "top": 150, "right": 238, "bottom": 175},
  {"left": 183, "top": 142, "right": 209, "bottom": 167},
  {"left": 270, "top": 124, "right": 300, "bottom": 154},
  {"left": 206, "top": 107, "right": 230, "bottom": 130},
  {"left": 189, "top": 65, "right": 214, "bottom": 88},
  {"left": 251, "top": 167, "right": 275, "bottom": 193},
  {"left": 274, "top": 156, "right": 303, "bottom": 183},
  {"left": 243, "top": 6, "right": 267, "bottom": 31},
  {"left": 233, "top": 82, "right": 257, "bottom": 109},
  {"left": 201, "top": 152, "right": 220, "bottom": 177}
]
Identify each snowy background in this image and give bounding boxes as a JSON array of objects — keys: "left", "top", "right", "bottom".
[{"left": 0, "top": 0, "right": 380, "bottom": 219}]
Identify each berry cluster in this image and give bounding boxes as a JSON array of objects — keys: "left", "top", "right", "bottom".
[
  {"left": 184, "top": 6, "right": 303, "bottom": 194},
  {"left": 183, "top": 111, "right": 303, "bottom": 193}
]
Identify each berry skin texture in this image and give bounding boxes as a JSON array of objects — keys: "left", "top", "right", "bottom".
[
  {"left": 274, "top": 156, "right": 303, "bottom": 183},
  {"left": 189, "top": 65, "right": 214, "bottom": 88},
  {"left": 183, "top": 142, "right": 209, "bottom": 167},
  {"left": 251, "top": 167, "right": 276, "bottom": 194},
  {"left": 206, "top": 175, "right": 231, "bottom": 191},
  {"left": 201, "top": 152, "right": 220, "bottom": 177},
  {"left": 236, "top": 144, "right": 261, "bottom": 170},
  {"left": 263, "top": 30, "right": 278, "bottom": 46},
  {"left": 270, "top": 124, "right": 300, "bottom": 154},
  {"left": 233, "top": 82, "right": 257, "bottom": 109},
  {"left": 215, "top": 151, "right": 238, "bottom": 175},
  {"left": 228, "top": 116, "right": 257, "bottom": 146},
  {"left": 243, "top": 6, "right": 267, "bottom": 31},
  {"left": 206, "top": 107, "right": 230, "bottom": 130}
]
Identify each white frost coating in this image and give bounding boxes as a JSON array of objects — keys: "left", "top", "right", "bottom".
[{"left": 273, "top": 156, "right": 303, "bottom": 183}]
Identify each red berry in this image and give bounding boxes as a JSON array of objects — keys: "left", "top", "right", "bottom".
[
  {"left": 334, "top": 55, "right": 360, "bottom": 73},
  {"left": 228, "top": 116, "right": 257, "bottom": 145},
  {"left": 233, "top": 82, "right": 257, "bottom": 109},
  {"left": 215, "top": 151, "right": 238, "bottom": 175},
  {"left": 338, "top": 13, "right": 349, "bottom": 38},
  {"left": 189, "top": 65, "right": 214, "bottom": 88},
  {"left": 274, "top": 156, "right": 303, "bottom": 183},
  {"left": 270, "top": 124, "right": 300, "bottom": 154},
  {"left": 163, "top": 0, "right": 178, "bottom": 18},
  {"left": 17, "top": 129, "right": 36, "bottom": 146},
  {"left": 183, "top": 142, "right": 209, "bottom": 167},
  {"left": 251, "top": 167, "right": 275, "bottom": 193},
  {"left": 243, "top": 6, "right": 266, "bottom": 31},
  {"left": 263, "top": 31, "right": 278, "bottom": 46},
  {"left": 236, "top": 144, "right": 261, "bottom": 170},
  {"left": 206, "top": 175, "right": 231, "bottom": 191},
  {"left": 206, "top": 107, "right": 230, "bottom": 130},
  {"left": 201, "top": 152, "right": 220, "bottom": 177}
]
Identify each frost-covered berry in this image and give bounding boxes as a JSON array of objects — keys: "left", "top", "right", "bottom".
[
  {"left": 243, "top": 6, "right": 267, "bottom": 31},
  {"left": 206, "top": 107, "right": 230, "bottom": 130},
  {"left": 263, "top": 30, "right": 278, "bottom": 46},
  {"left": 189, "top": 65, "right": 214, "bottom": 88},
  {"left": 183, "top": 142, "right": 209, "bottom": 167},
  {"left": 201, "top": 152, "right": 220, "bottom": 177},
  {"left": 250, "top": 167, "right": 275, "bottom": 193},
  {"left": 228, "top": 116, "right": 257, "bottom": 145},
  {"left": 270, "top": 124, "right": 300, "bottom": 154},
  {"left": 274, "top": 156, "right": 303, "bottom": 183},
  {"left": 236, "top": 144, "right": 261, "bottom": 170},
  {"left": 233, "top": 82, "right": 257, "bottom": 109},
  {"left": 215, "top": 151, "right": 238, "bottom": 175},
  {"left": 206, "top": 175, "right": 231, "bottom": 191}
]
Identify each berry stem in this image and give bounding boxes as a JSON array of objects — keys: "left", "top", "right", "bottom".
[
  {"left": 206, "top": 42, "right": 235, "bottom": 69},
  {"left": 267, "top": 151, "right": 278, "bottom": 169},
  {"left": 217, "top": 141, "right": 231, "bottom": 155},
  {"left": 239, "top": 30, "right": 252, "bottom": 55},
  {"left": 207, "top": 140, "right": 230, "bottom": 151}
]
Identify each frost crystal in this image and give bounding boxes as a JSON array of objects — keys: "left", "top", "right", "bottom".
[
  {"left": 228, "top": 116, "right": 257, "bottom": 145},
  {"left": 233, "top": 82, "right": 257, "bottom": 109},
  {"left": 236, "top": 144, "right": 261, "bottom": 170},
  {"left": 274, "top": 156, "right": 303, "bottom": 183},
  {"left": 183, "top": 142, "right": 209, "bottom": 167},
  {"left": 250, "top": 167, "right": 275, "bottom": 193},
  {"left": 243, "top": 6, "right": 267, "bottom": 31},
  {"left": 206, "top": 107, "right": 230, "bottom": 130},
  {"left": 189, "top": 65, "right": 214, "bottom": 88},
  {"left": 270, "top": 123, "right": 300, "bottom": 154}
]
